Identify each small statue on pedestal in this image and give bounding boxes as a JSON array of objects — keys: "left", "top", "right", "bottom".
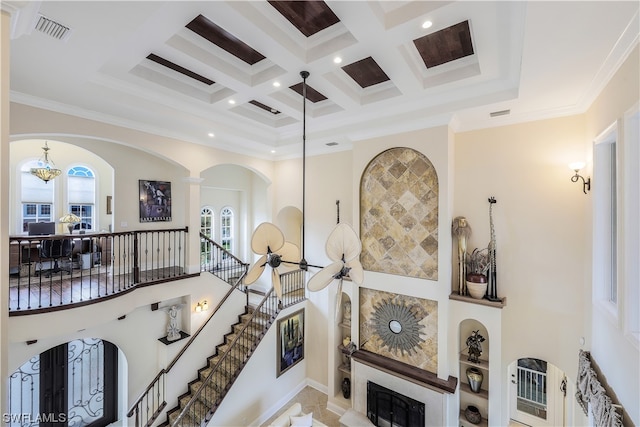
[{"left": 164, "top": 304, "right": 184, "bottom": 341}]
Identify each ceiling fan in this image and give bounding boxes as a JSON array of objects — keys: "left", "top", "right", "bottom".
[
  {"left": 244, "top": 222, "right": 300, "bottom": 300},
  {"left": 245, "top": 72, "right": 365, "bottom": 305},
  {"left": 307, "top": 222, "right": 364, "bottom": 320}
]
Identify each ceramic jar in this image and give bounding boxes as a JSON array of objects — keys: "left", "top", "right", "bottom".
[
  {"left": 464, "top": 405, "right": 482, "bottom": 424},
  {"left": 466, "top": 367, "right": 484, "bottom": 393}
]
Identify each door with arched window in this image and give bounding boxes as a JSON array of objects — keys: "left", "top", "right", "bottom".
[
  {"left": 220, "top": 207, "right": 234, "bottom": 255},
  {"left": 8, "top": 338, "right": 118, "bottom": 426},
  {"left": 509, "top": 358, "right": 567, "bottom": 426},
  {"left": 200, "top": 207, "right": 215, "bottom": 265}
]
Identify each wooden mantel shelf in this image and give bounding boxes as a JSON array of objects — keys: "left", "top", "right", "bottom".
[
  {"left": 449, "top": 292, "right": 506, "bottom": 308},
  {"left": 351, "top": 349, "right": 458, "bottom": 394}
]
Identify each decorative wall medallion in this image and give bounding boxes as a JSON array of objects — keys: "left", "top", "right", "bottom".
[
  {"left": 372, "top": 300, "right": 425, "bottom": 355},
  {"left": 360, "top": 287, "right": 438, "bottom": 373},
  {"left": 360, "top": 147, "right": 439, "bottom": 280}
]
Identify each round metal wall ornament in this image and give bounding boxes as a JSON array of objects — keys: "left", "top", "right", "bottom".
[{"left": 372, "top": 300, "right": 425, "bottom": 355}]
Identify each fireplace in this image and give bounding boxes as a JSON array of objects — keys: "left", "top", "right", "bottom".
[{"left": 367, "top": 381, "right": 425, "bottom": 427}]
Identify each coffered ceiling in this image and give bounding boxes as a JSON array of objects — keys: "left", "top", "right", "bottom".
[{"left": 5, "top": 1, "right": 639, "bottom": 158}]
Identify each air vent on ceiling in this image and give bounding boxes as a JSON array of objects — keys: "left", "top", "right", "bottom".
[
  {"left": 34, "top": 14, "right": 72, "bottom": 41},
  {"left": 490, "top": 109, "right": 510, "bottom": 117},
  {"left": 326, "top": 142, "right": 338, "bottom": 146}
]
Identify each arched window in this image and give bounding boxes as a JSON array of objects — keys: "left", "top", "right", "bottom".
[
  {"left": 221, "top": 207, "right": 234, "bottom": 253},
  {"left": 20, "top": 160, "right": 54, "bottom": 232},
  {"left": 68, "top": 166, "right": 96, "bottom": 230},
  {"left": 200, "top": 207, "right": 215, "bottom": 266}
]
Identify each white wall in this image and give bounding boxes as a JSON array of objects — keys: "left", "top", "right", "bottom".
[{"left": 585, "top": 45, "right": 639, "bottom": 426}]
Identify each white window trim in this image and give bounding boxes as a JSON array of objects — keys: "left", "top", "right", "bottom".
[
  {"left": 623, "top": 103, "right": 640, "bottom": 348},
  {"left": 592, "top": 121, "right": 621, "bottom": 327}
]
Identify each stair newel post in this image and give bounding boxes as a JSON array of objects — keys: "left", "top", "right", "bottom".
[{"left": 133, "top": 231, "right": 140, "bottom": 283}]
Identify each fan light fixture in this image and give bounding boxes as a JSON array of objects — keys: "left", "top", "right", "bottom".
[
  {"left": 31, "top": 142, "right": 62, "bottom": 183},
  {"left": 59, "top": 213, "right": 81, "bottom": 234}
]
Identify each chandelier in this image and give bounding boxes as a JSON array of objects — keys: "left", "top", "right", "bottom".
[{"left": 30, "top": 142, "right": 62, "bottom": 183}]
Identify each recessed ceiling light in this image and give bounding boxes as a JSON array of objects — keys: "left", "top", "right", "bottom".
[
  {"left": 207, "top": 132, "right": 215, "bottom": 138},
  {"left": 228, "top": 99, "right": 236, "bottom": 105},
  {"left": 270, "top": 149, "right": 276, "bottom": 154},
  {"left": 422, "top": 20, "right": 433, "bottom": 29},
  {"left": 333, "top": 56, "right": 342, "bottom": 64},
  {"left": 273, "top": 81, "right": 281, "bottom": 87}
]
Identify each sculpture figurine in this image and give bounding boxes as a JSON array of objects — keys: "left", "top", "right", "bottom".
[
  {"left": 466, "top": 330, "right": 485, "bottom": 363},
  {"left": 452, "top": 217, "right": 472, "bottom": 295},
  {"left": 164, "top": 304, "right": 184, "bottom": 341}
]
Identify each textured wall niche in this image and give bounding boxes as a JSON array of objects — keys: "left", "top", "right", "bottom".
[
  {"left": 360, "top": 147, "right": 439, "bottom": 280},
  {"left": 359, "top": 287, "right": 438, "bottom": 373}
]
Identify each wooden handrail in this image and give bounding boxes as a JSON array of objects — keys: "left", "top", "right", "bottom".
[
  {"left": 126, "top": 236, "right": 247, "bottom": 423},
  {"left": 172, "top": 286, "right": 279, "bottom": 425}
]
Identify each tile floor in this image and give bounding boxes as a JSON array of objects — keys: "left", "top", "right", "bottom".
[{"left": 260, "top": 386, "right": 341, "bottom": 427}]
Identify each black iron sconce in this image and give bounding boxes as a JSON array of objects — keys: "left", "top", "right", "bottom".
[{"left": 569, "top": 162, "right": 591, "bottom": 194}]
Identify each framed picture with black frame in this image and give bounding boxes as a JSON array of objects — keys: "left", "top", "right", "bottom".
[
  {"left": 276, "top": 308, "right": 305, "bottom": 377},
  {"left": 139, "top": 180, "right": 172, "bottom": 222}
]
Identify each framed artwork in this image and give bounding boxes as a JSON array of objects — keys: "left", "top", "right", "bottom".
[
  {"left": 106, "top": 195, "right": 112, "bottom": 215},
  {"left": 139, "top": 180, "right": 172, "bottom": 222},
  {"left": 276, "top": 308, "right": 305, "bottom": 377}
]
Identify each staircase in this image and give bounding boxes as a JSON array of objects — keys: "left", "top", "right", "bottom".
[
  {"left": 127, "top": 232, "right": 307, "bottom": 427},
  {"left": 164, "top": 300, "right": 277, "bottom": 426}
]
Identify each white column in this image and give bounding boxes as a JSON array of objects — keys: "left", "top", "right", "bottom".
[{"left": 183, "top": 176, "right": 203, "bottom": 274}]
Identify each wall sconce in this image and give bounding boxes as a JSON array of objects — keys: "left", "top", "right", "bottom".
[
  {"left": 195, "top": 300, "right": 209, "bottom": 312},
  {"left": 569, "top": 162, "right": 591, "bottom": 194}
]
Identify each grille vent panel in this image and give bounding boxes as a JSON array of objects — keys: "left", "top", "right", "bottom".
[{"left": 34, "top": 14, "right": 71, "bottom": 41}]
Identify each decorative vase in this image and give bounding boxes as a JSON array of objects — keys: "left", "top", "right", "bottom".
[
  {"left": 464, "top": 405, "right": 482, "bottom": 424},
  {"left": 342, "top": 377, "right": 351, "bottom": 399},
  {"left": 466, "top": 367, "right": 484, "bottom": 393},
  {"left": 466, "top": 280, "right": 487, "bottom": 299}
]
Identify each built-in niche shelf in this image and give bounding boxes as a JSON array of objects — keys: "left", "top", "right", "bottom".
[
  {"left": 449, "top": 292, "right": 506, "bottom": 309},
  {"left": 459, "top": 320, "right": 490, "bottom": 426}
]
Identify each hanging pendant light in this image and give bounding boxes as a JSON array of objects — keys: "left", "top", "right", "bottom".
[{"left": 30, "top": 142, "right": 62, "bottom": 183}]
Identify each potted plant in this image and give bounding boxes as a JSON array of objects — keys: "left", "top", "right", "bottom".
[{"left": 465, "top": 248, "right": 489, "bottom": 299}]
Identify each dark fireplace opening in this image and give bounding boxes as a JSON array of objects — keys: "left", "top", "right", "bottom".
[{"left": 367, "top": 381, "right": 425, "bottom": 427}]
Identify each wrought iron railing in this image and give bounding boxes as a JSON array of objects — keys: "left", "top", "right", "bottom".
[
  {"left": 199, "top": 232, "right": 249, "bottom": 286},
  {"left": 171, "top": 269, "right": 305, "bottom": 426},
  {"left": 126, "top": 244, "right": 248, "bottom": 427},
  {"left": 8, "top": 228, "right": 191, "bottom": 315},
  {"left": 171, "top": 289, "right": 275, "bottom": 425}
]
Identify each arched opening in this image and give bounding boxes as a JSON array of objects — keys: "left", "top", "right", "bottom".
[
  {"left": 200, "top": 163, "right": 269, "bottom": 263},
  {"left": 10, "top": 139, "right": 114, "bottom": 235}
]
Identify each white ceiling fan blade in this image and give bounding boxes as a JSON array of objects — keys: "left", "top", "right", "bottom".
[
  {"left": 326, "top": 223, "right": 362, "bottom": 262},
  {"left": 272, "top": 268, "right": 282, "bottom": 300},
  {"left": 346, "top": 260, "right": 364, "bottom": 285},
  {"left": 279, "top": 241, "right": 300, "bottom": 265},
  {"left": 244, "top": 255, "right": 267, "bottom": 285},
  {"left": 307, "top": 261, "right": 343, "bottom": 292},
  {"left": 251, "top": 222, "right": 285, "bottom": 255}
]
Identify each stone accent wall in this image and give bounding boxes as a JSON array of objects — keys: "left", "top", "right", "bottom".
[
  {"left": 360, "top": 147, "right": 438, "bottom": 280},
  {"left": 359, "top": 287, "right": 438, "bottom": 373}
]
